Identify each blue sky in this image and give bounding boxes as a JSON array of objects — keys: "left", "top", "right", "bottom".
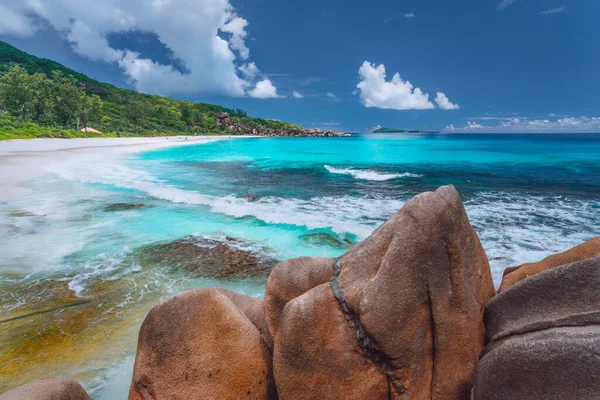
[{"left": 1, "top": 0, "right": 599, "bottom": 132}]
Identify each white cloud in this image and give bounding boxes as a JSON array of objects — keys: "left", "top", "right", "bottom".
[
  {"left": 356, "top": 61, "right": 435, "bottom": 110},
  {"left": 221, "top": 16, "right": 250, "bottom": 60},
  {"left": 326, "top": 92, "right": 340, "bottom": 102},
  {"left": 540, "top": 6, "right": 566, "bottom": 15},
  {"left": 248, "top": 79, "right": 283, "bottom": 99},
  {"left": 0, "top": 5, "right": 38, "bottom": 37},
  {"left": 292, "top": 91, "right": 304, "bottom": 99},
  {"left": 404, "top": 13, "right": 415, "bottom": 18},
  {"left": 497, "top": 0, "right": 517, "bottom": 10},
  {"left": 445, "top": 116, "right": 600, "bottom": 133},
  {"left": 0, "top": 0, "right": 275, "bottom": 98},
  {"left": 434, "top": 92, "right": 460, "bottom": 110},
  {"left": 239, "top": 62, "right": 259, "bottom": 80}
]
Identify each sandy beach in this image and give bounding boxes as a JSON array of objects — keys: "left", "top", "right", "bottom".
[{"left": 0, "top": 136, "right": 254, "bottom": 202}]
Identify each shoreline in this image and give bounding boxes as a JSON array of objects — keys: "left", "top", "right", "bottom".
[{"left": 0, "top": 135, "right": 258, "bottom": 202}]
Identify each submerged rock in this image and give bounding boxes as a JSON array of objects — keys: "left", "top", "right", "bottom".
[
  {"left": 299, "top": 233, "right": 345, "bottom": 247},
  {"left": 473, "top": 256, "right": 600, "bottom": 399},
  {"left": 0, "top": 379, "right": 90, "bottom": 400},
  {"left": 240, "top": 194, "right": 261, "bottom": 202},
  {"left": 103, "top": 203, "right": 147, "bottom": 212},
  {"left": 0, "top": 271, "right": 165, "bottom": 393},
  {"left": 129, "top": 288, "right": 276, "bottom": 400},
  {"left": 498, "top": 236, "right": 600, "bottom": 292},
  {"left": 270, "top": 185, "right": 496, "bottom": 399},
  {"left": 137, "top": 237, "right": 278, "bottom": 280}
]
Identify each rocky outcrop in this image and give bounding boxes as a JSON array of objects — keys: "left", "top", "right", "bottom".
[
  {"left": 214, "top": 112, "right": 349, "bottom": 137},
  {"left": 270, "top": 185, "right": 496, "bottom": 399},
  {"left": 128, "top": 288, "right": 276, "bottom": 400},
  {"left": 472, "top": 257, "right": 600, "bottom": 399},
  {"left": 137, "top": 236, "right": 277, "bottom": 279},
  {"left": 0, "top": 379, "right": 90, "bottom": 400},
  {"left": 498, "top": 236, "right": 600, "bottom": 292}
]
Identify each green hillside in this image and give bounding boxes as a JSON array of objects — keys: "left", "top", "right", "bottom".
[{"left": 0, "top": 41, "right": 305, "bottom": 140}]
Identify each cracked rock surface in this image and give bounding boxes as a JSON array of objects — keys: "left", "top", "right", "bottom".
[{"left": 268, "top": 185, "right": 496, "bottom": 399}]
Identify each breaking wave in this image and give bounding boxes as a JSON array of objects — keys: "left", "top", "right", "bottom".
[{"left": 324, "top": 165, "right": 422, "bottom": 181}]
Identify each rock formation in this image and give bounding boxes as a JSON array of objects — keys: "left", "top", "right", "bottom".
[
  {"left": 472, "top": 256, "right": 600, "bottom": 399},
  {"left": 128, "top": 288, "right": 276, "bottom": 400},
  {"left": 214, "top": 112, "right": 349, "bottom": 137},
  {"left": 498, "top": 236, "right": 600, "bottom": 292},
  {"left": 0, "top": 379, "right": 90, "bottom": 400},
  {"left": 123, "top": 185, "right": 599, "bottom": 400},
  {"left": 269, "top": 185, "right": 496, "bottom": 399}
]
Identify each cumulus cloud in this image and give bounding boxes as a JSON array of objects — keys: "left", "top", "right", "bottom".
[
  {"left": 292, "top": 91, "right": 304, "bottom": 99},
  {"left": 405, "top": 13, "right": 415, "bottom": 18},
  {"left": 445, "top": 116, "right": 600, "bottom": 133},
  {"left": 357, "top": 61, "right": 460, "bottom": 111},
  {"left": 497, "top": 0, "right": 517, "bottom": 10},
  {"left": 540, "top": 6, "right": 566, "bottom": 15},
  {"left": 434, "top": 92, "right": 460, "bottom": 110},
  {"left": 0, "top": 0, "right": 281, "bottom": 98},
  {"left": 248, "top": 79, "right": 283, "bottom": 99}
]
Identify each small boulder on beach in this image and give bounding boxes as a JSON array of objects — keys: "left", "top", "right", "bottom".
[
  {"left": 128, "top": 288, "right": 277, "bottom": 400},
  {"left": 0, "top": 379, "right": 90, "bottom": 400}
]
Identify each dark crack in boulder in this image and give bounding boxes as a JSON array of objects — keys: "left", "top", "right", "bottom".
[{"left": 270, "top": 185, "right": 496, "bottom": 400}]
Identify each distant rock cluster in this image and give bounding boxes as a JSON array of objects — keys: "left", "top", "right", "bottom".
[
  {"left": 214, "top": 112, "right": 349, "bottom": 137},
  {"left": 3, "top": 186, "right": 599, "bottom": 400}
]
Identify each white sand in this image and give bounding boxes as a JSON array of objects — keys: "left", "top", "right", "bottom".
[{"left": 0, "top": 136, "right": 255, "bottom": 202}]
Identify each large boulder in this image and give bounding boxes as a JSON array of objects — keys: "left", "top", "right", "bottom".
[
  {"left": 498, "top": 236, "right": 600, "bottom": 292},
  {"left": 271, "top": 185, "right": 496, "bottom": 399},
  {"left": 472, "top": 257, "right": 600, "bottom": 399},
  {"left": 0, "top": 379, "right": 90, "bottom": 400},
  {"left": 128, "top": 288, "right": 276, "bottom": 400}
]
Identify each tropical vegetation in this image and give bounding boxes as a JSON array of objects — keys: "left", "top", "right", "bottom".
[{"left": 0, "top": 40, "right": 303, "bottom": 140}]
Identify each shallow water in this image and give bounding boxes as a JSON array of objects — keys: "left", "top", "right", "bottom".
[{"left": 1, "top": 133, "right": 599, "bottom": 398}]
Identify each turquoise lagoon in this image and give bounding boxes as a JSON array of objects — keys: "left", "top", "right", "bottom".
[{"left": 1, "top": 133, "right": 599, "bottom": 398}]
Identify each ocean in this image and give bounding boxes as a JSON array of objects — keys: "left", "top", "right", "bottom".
[{"left": 1, "top": 133, "right": 599, "bottom": 397}]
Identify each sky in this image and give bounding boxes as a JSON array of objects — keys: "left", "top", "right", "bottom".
[{"left": 0, "top": 0, "right": 598, "bottom": 133}]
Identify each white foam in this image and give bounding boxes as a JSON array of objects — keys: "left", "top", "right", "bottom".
[
  {"left": 465, "top": 192, "right": 600, "bottom": 287},
  {"left": 324, "top": 165, "right": 422, "bottom": 181},
  {"left": 48, "top": 157, "right": 406, "bottom": 239}
]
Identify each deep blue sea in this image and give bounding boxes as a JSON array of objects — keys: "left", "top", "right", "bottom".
[{"left": 1, "top": 133, "right": 599, "bottom": 397}]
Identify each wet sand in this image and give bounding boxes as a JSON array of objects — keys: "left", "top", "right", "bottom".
[{"left": 0, "top": 136, "right": 256, "bottom": 202}]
